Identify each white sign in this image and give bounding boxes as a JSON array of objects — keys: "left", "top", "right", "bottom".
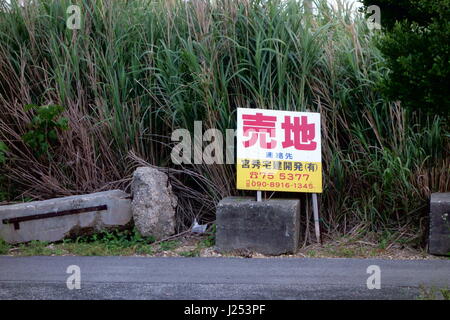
[{"left": 236, "top": 108, "right": 322, "bottom": 193}]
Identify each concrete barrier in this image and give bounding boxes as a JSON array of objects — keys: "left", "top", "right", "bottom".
[
  {"left": 216, "top": 197, "right": 301, "bottom": 255},
  {"left": 429, "top": 192, "right": 450, "bottom": 256},
  {"left": 0, "top": 190, "right": 132, "bottom": 244}
]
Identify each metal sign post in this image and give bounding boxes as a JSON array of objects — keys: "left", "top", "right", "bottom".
[
  {"left": 312, "top": 193, "right": 321, "bottom": 244},
  {"left": 256, "top": 191, "right": 262, "bottom": 202}
]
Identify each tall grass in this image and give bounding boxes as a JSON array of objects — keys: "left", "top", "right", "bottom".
[{"left": 0, "top": 0, "right": 448, "bottom": 240}]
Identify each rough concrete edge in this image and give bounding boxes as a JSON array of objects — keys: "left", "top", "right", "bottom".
[{"left": 216, "top": 196, "right": 301, "bottom": 256}]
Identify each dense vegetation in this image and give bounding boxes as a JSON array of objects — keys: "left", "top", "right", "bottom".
[
  {"left": 361, "top": 0, "right": 450, "bottom": 116},
  {"left": 0, "top": 0, "right": 448, "bottom": 244}
]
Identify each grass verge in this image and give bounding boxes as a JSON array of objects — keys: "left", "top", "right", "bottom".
[{"left": 1, "top": 230, "right": 443, "bottom": 260}]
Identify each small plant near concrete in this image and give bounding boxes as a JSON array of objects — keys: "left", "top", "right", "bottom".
[
  {"left": 17, "top": 240, "right": 53, "bottom": 256},
  {"left": 0, "top": 238, "right": 10, "bottom": 255},
  {"left": 443, "top": 288, "right": 450, "bottom": 300},
  {"left": 418, "top": 285, "right": 450, "bottom": 300},
  {"left": 159, "top": 240, "right": 180, "bottom": 251},
  {"left": 72, "top": 228, "right": 155, "bottom": 248},
  {"left": 202, "top": 224, "right": 216, "bottom": 248},
  {"left": 179, "top": 250, "right": 200, "bottom": 258},
  {"left": 22, "top": 104, "right": 69, "bottom": 157},
  {"left": 135, "top": 245, "right": 154, "bottom": 256},
  {"left": 178, "top": 234, "right": 216, "bottom": 258},
  {"left": 1, "top": 228, "right": 158, "bottom": 256},
  {"left": 307, "top": 250, "right": 317, "bottom": 257}
]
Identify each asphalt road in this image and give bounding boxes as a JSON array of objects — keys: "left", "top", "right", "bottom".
[{"left": 0, "top": 256, "right": 448, "bottom": 300}]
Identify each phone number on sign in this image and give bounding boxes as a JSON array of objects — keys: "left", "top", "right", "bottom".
[
  {"left": 247, "top": 172, "right": 310, "bottom": 181},
  {"left": 246, "top": 180, "right": 314, "bottom": 189}
]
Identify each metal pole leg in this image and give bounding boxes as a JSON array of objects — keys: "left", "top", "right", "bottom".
[
  {"left": 312, "top": 193, "right": 321, "bottom": 244},
  {"left": 256, "top": 191, "right": 262, "bottom": 202}
]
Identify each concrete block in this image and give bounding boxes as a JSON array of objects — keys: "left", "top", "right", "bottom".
[
  {"left": 0, "top": 190, "right": 132, "bottom": 244},
  {"left": 429, "top": 193, "right": 450, "bottom": 256},
  {"left": 216, "top": 197, "right": 301, "bottom": 255}
]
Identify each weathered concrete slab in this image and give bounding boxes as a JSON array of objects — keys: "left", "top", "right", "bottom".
[
  {"left": 0, "top": 190, "right": 132, "bottom": 244},
  {"left": 429, "top": 192, "right": 450, "bottom": 256},
  {"left": 216, "top": 197, "right": 301, "bottom": 255}
]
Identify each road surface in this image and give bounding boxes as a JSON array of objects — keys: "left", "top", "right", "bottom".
[{"left": 0, "top": 256, "right": 448, "bottom": 299}]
